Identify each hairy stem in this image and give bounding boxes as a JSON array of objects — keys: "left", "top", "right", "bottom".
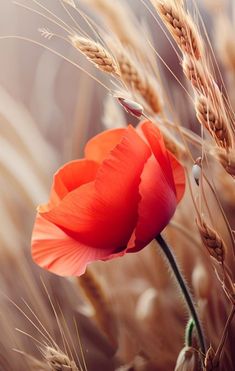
[
  {"left": 185, "top": 318, "right": 195, "bottom": 347},
  {"left": 156, "top": 234, "right": 206, "bottom": 355}
]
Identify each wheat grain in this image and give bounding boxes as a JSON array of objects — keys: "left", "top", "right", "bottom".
[
  {"left": 151, "top": 0, "right": 202, "bottom": 59},
  {"left": 195, "top": 95, "right": 232, "bottom": 148},
  {"left": 182, "top": 56, "right": 212, "bottom": 94},
  {"left": 44, "top": 347, "right": 79, "bottom": 371},
  {"left": 69, "top": 35, "right": 120, "bottom": 75},
  {"left": 196, "top": 219, "right": 226, "bottom": 263},
  {"left": 152, "top": 0, "right": 234, "bottom": 156},
  {"left": 117, "top": 97, "right": 144, "bottom": 118},
  {"left": 117, "top": 51, "right": 162, "bottom": 113},
  {"left": 213, "top": 148, "right": 235, "bottom": 176}
]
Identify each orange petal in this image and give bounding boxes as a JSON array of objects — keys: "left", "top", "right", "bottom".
[
  {"left": 32, "top": 214, "right": 116, "bottom": 276},
  {"left": 85, "top": 128, "right": 127, "bottom": 164},
  {"left": 128, "top": 155, "right": 177, "bottom": 252},
  {"left": 167, "top": 152, "right": 185, "bottom": 203},
  {"left": 141, "top": 121, "right": 175, "bottom": 190},
  {"left": 141, "top": 121, "right": 185, "bottom": 202},
  {"left": 38, "top": 159, "right": 99, "bottom": 213},
  {"left": 40, "top": 126, "right": 151, "bottom": 251}
]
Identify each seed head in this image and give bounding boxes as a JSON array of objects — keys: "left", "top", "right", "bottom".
[
  {"left": 117, "top": 97, "right": 144, "bottom": 118},
  {"left": 196, "top": 219, "right": 226, "bottom": 263}
]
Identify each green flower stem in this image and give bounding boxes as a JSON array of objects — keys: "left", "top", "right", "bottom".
[
  {"left": 185, "top": 318, "right": 195, "bottom": 347},
  {"left": 156, "top": 234, "right": 206, "bottom": 355}
]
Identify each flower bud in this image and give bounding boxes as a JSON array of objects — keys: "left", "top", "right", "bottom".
[
  {"left": 117, "top": 97, "right": 144, "bottom": 118},
  {"left": 174, "top": 346, "right": 200, "bottom": 371},
  {"left": 192, "top": 157, "right": 202, "bottom": 186}
]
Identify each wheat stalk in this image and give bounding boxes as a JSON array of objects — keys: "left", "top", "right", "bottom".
[
  {"left": 78, "top": 269, "right": 118, "bottom": 347},
  {"left": 44, "top": 347, "right": 79, "bottom": 371},
  {"left": 69, "top": 35, "right": 120, "bottom": 76}
]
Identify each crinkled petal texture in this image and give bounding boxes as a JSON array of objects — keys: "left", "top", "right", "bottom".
[
  {"left": 32, "top": 121, "right": 185, "bottom": 276},
  {"left": 127, "top": 121, "right": 185, "bottom": 252}
]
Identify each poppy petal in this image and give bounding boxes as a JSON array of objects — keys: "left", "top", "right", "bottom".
[
  {"left": 40, "top": 126, "right": 151, "bottom": 250},
  {"left": 38, "top": 159, "right": 99, "bottom": 213},
  {"left": 167, "top": 152, "right": 185, "bottom": 203},
  {"left": 141, "top": 121, "right": 185, "bottom": 202},
  {"left": 127, "top": 155, "right": 177, "bottom": 252},
  {"left": 141, "top": 121, "right": 175, "bottom": 190},
  {"left": 85, "top": 128, "right": 127, "bottom": 164},
  {"left": 32, "top": 214, "right": 116, "bottom": 276}
]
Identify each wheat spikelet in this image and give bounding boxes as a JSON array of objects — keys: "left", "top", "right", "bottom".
[
  {"left": 182, "top": 56, "right": 212, "bottom": 94},
  {"left": 196, "top": 219, "right": 226, "bottom": 263},
  {"left": 151, "top": 0, "right": 202, "bottom": 59},
  {"left": 44, "top": 347, "right": 79, "bottom": 371},
  {"left": 152, "top": 0, "right": 234, "bottom": 158},
  {"left": 69, "top": 35, "right": 120, "bottom": 75},
  {"left": 213, "top": 148, "right": 235, "bottom": 176},
  {"left": 78, "top": 269, "right": 118, "bottom": 347},
  {"left": 195, "top": 95, "right": 232, "bottom": 148},
  {"left": 117, "top": 51, "right": 162, "bottom": 113}
]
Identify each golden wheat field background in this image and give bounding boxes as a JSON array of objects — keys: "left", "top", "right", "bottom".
[{"left": 0, "top": 0, "right": 234, "bottom": 370}]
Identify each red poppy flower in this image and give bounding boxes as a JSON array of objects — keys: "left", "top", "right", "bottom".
[{"left": 31, "top": 121, "right": 185, "bottom": 276}]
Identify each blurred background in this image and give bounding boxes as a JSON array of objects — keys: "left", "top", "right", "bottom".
[{"left": 0, "top": 1, "right": 234, "bottom": 370}]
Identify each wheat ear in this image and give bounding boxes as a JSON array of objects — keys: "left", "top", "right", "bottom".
[
  {"left": 78, "top": 269, "right": 118, "bottom": 347},
  {"left": 196, "top": 95, "right": 232, "bottom": 149},
  {"left": 151, "top": 0, "right": 202, "bottom": 59},
  {"left": 196, "top": 218, "right": 226, "bottom": 263},
  {"left": 44, "top": 346, "right": 79, "bottom": 371},
  {"left": 69, "top": 35, "right": 120, "bottom": 76},
  {"left": 213, "top": 148, "right": 235, "bottom": 177},
  {"left": 152, "top": 0, "right": 234, "bottom": 166},
  {"left": 117, "top": 50, "right": 162, "bottom": 113}
]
